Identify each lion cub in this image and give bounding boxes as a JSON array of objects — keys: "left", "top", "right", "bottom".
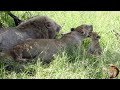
[
  {"left": 7, "top": 24, "right": 93, "bottom": 64},
  {"left": 87, "top": 32, "right": 102, "bottom": 56}
]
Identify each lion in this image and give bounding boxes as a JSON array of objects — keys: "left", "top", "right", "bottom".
[
  {"left": 0, "top": 16, "right": 61, "bottom": 52},
  {"left": 87, "top": 32, "right": 102, "bottom": 56},
  {"left": 7, "top": 24, "right": 93, "bottom": 64}
]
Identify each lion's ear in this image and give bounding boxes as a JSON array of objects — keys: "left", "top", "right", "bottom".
[
  {"left": 96, "top": 35, "right": 101, "bottom": 39},
  {"left": 71, "top": 28, "right": 75, "bottom": 31}
]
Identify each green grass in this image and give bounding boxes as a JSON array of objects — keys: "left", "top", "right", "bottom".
[{"left": 0, "top": 11, "right": 120, "bottom": 79}]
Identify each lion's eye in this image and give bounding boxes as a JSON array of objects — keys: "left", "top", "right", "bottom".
[
  {"left": 47, "top": 24, "right": 51, "bottom": 27},
  {"left": 46, "top": 22, "right": 52, "bottom": 27},
  {"left": 81, "top": 31, "right": 84, "bottom": 34}
]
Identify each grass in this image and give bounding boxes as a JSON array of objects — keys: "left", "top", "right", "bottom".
[{"left": 0, "top": 11, "right": 120, "bottom": 79}]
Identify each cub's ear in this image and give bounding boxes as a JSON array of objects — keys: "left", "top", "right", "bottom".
[
  {"left": 96, "top": 35, "right": 101, "bottom": 39},
  {"left": 71, "top": 28, "right": 75, "bottom": 31}
]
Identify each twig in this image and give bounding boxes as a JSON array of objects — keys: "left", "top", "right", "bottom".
[{"left": 112, "top": 30, "right": 120, "bottom": 40}]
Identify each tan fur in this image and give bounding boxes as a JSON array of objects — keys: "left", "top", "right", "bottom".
[
  {"left": 0, "top": 16, "right": 61, "bottom": 52},
  {"left": 87, "top": 32, "right": 102, "bottom": 56},
  {"left": 8, "top": 24, "right": 93, "bottom": 64}
]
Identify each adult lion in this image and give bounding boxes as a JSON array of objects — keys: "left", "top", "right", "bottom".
[{"left": 0, "top": 16, "right": 61, "bottom": 52}]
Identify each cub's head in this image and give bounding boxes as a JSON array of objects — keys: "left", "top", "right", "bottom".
[
  {"left": 90, "top": 32, "right": 100, "bottom": 40},
  {"left": 71, "top": 24, "right": 93, "bottom": 38}
]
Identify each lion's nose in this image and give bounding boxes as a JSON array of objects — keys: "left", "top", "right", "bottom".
[
  {"left": 56, "top": 26, "right": 61, "bottom": 32},
  {"left": 59, "top": 25, "right": 61, "bottom": 29},
  {"left": 87, "top": 35, "right": 90, "bottom": 37}
]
